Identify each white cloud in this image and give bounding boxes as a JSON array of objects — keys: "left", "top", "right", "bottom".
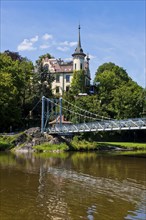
[
  {"left": 30, "top": 35, "right": 39, "bottom": 42},
  {"left": 57, "top": 46, "right": 69, "bottom": 52},
  {"left": 42, "top": 33, "right": 53, "bottom": 40},
  {"left": 17, "top": 35, "right": 38, "bottom": 51},
  {"left": 40, "top": 44, "right": 50, "bottom": 49},
  {"left": 60, "top": 41, "right": 77, "bottom": 47}
]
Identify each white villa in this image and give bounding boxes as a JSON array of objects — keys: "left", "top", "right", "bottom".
[{"left": 42, "top": 26, "right": 91, "bottom": 95}]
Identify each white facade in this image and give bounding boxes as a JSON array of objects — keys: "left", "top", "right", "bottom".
[
  {"left": 73, "top": 56, "right": 85, "bottom": 71},
  {"left": 42, "top": 26, "right": 91, "bottom": 95},
  {"left": 52, "top": 73, "right": 73, "bottom": 94}
]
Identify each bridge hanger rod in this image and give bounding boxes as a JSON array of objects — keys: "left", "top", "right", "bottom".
[
  {"left": 62, "top": 97, "right": 111, "bottom": 120},
  {"left": 44, "top": 97, "right": 102, "bottom": 121}
]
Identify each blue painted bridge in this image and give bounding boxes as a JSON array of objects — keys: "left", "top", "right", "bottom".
[{"left": 41, "top": 96, "right": 146, "bottom": 135}]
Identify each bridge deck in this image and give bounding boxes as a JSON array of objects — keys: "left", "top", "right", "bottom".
[{"left": 46, "top": 118, "right": 146, "bottom": 134}]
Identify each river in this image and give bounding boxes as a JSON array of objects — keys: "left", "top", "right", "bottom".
[{"left": 0, "top": 151, "right": 146, "bottom": 220}]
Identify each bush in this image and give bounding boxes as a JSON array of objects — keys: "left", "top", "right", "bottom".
[{"left": 0, "top": 141, "right": 11, "bottom": 151}]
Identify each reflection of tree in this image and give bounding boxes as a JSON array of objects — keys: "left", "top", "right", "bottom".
[{"left": 1, "top": 152, "right": 146, "bottom": 219}]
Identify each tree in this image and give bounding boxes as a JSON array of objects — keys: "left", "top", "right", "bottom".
[
  {"left": 36, "top": 53, "right": 53, "bottom": 65},
  {"left": 35, "top": 53, "right": 54, "bottom": 98},
  {"left": 0, "top": 52, "right": 34, "bottom": 131},
  {"left": 4, "top": 50, "right": 24, "bottom": 61},
  {"left": 94, "top": 62, "right": 144, "bottom": 119},
  {"left": 0, "top": 71, "right": 21, "bottom": 130},
  {"left": 70, "top": 70, "right": 86, "bottom": 95}
]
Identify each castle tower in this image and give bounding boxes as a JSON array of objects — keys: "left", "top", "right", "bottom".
[{"left": 72, "top": 25, "right": 86, "bottom": 71}]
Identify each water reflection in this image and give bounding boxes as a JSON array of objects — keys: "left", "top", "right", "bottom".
[{"left": 0, "top": 151, "right": 146, "bottom": 220}]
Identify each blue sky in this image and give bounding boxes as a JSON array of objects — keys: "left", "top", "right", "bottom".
[{"left": 1, "top": 0, "right": 145, "bottom": 87}]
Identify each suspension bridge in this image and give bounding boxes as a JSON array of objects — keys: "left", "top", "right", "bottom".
[{"left": 41, "top": 96, "right": 146, "bottom": 135}]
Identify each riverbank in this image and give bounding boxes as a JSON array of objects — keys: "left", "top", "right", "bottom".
[
  {"left": 33, "top": 140, "right": 146, "bottom": 152},
  {"left": 0, "top": 128, "right": 146, "bottom": 152}
]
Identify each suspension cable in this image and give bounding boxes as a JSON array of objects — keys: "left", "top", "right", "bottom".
[
  {"left": 44, "top": 97, "right": 105, "bottom": 121},
  {"left": 25, "top": 98, "right": 42, "bottom": 119},
  {"left": 62, "top": 97, "right": 110, "bottom": 120}
]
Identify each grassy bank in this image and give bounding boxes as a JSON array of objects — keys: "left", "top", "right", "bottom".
[
  {"left": 33, "top": 140, "right": 146, "bottom": 152},
  {"left": 1, "top": 133, "right": 146, "bottom": 152},
  {"left": 99, "top": 142, "right": 146, "bottom": 149},
  {"left": 0, "top": 135, "right": 16, "bottom": 150},
  {"left": 0, "top": 133, "right": 26, "bottom": 151},
  {"left": 34, "top": 142, "right": 69, "bottom": 152},
  {"left": 70, "top": 140, "right": 146, "bottom": 151}
]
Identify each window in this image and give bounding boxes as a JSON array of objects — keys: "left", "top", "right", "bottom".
[
  {"left": 66, "top": 75, "right": 70, "bottom": 83},
  {"left": 56, "top": 86, "right": 59, "bottom": 93},
  {"left": 75, "top": 63, "right": 76, "bottom": 70},
  {"left": 56, "top": 75, "right": 60, "bottom": 82},
  {"left": 66, "top": 86, "right": 70, "bottom": 92},
  {"left": 80, "top": 63, "right": 82, "bottom": 70}
]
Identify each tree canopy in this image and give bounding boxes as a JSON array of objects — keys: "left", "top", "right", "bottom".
[
  {"left": 94, "top": 62, "right": 144, "bottom": 119},
  {"left": 70, "top": 70, "right": 86, "bottom": 95},
  {"left": 0, "top": 52, "right": 145, "bottom": 132},
  {"left": 35, "top": 53, "right": 54, "bottom": 98},
  {"left": 0, "top": 52, "right": 34, "bottom": 131}
]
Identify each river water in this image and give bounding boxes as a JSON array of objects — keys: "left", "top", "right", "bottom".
[{"left": 0, "top": 151, "right": 146, "bottom": 220}]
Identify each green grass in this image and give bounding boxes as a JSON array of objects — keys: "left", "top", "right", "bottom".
[
  {"left": 98, "top": 142, "right": 146, "bottom": 149},
  {"left": 34, "top": 140, "right": 146, "bottom": 152},
  {"left": 70, "top": 139, "right": 98, "bottom": 151},
  {"left": 69, "top": 139, "right": 146, "bottom": 151},
  {"left": 0, "top": 133, "right": 25, "bottom": 151},
  {"left": 0, "top": 135, "right": 15, "bottom": 150},
  {"left": 1, "top": 132, "right": 146, "bottom": 153},
  {"left": 33, "top": 142, "right": 69, "bottom": 152},
  {"left": 0, "top": 141, "right": 11, "bottom": 150}
]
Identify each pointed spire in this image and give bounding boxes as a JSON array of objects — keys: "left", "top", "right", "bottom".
[
  {"left": 72, "top": 25, "right": 86, "bottom": 57},
  {"left": 78, "top": 24, "right": 81, "bottom": 48}
]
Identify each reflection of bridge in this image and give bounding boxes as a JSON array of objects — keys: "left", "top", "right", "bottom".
[{"left": 41, "top": 96, "right": 146, "bottom": 135}]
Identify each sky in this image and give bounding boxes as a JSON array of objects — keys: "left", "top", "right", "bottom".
[{"left": 1, "top": 0, "right": 146, "bottom": 87}]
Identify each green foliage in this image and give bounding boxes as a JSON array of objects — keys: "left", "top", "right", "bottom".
[
  {"left": 36, "top": 53, "right": 53, "bottom": 65},
  {"left": 0, "top": 49, "right": 144, "bottom": 135},
  {"left": 0, "top": 141, "right": 11, "bottom": 150},
  {"left": 71, "top": 138, "right": 98, "bottom": 151},
  {"left": 0, "top": 52, "right": 34, "bottom": 131},
  {"left": 71, "top": 70, "right": 86, "bottom": 95},
  {"left": 99, "top": 142, "right": 146, "bottom": 149},
  {"left": 94, "top": 62, "right": 144, "bottom": 119},
  {"left": 35, "top": 53, "right": 54, "bottom": 98},
  {"left": 0, "top": 133, "right": 22, "bottom": 150},
  {"left": 4, "top": 50, "right": 24, "bottom": 61}
]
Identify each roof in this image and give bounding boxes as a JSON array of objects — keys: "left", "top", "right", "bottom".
[
  {"left": 43, "top": 58, "right": 73, "bottom": 73},
  {"left": 72, "top": 25, "right": 86, "bottom": 57},
  {"left": 49, "top": 115, "right": 72, "bottom": 125}
]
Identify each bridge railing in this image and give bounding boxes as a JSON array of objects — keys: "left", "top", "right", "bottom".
[{"left": 46, "top": 118, "right": 146, "bottom": 134}]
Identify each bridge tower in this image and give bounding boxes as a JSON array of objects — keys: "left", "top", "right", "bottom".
[{"left": 72, "top": 25, "right": 86, "bottom": 71}]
